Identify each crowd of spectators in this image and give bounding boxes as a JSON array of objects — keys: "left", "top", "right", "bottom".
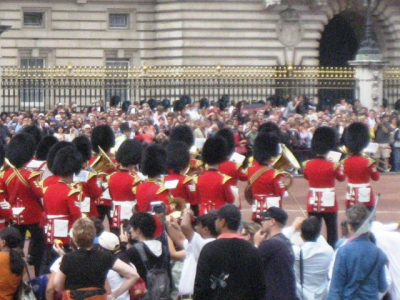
[{"left": 1, "top": 96, "right": 400, "bottom": 172}]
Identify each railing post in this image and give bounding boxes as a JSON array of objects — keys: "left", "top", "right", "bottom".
[{"left": 0, "top": 23, "right": 12, "bottom": 113}]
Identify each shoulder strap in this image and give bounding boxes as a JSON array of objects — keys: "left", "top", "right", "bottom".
[
  {"left": 249, "top": 166, "right": 269, "bottom": 186},
  {"left": 134, "top": 242, "right": 149, "bottom": 271},
  {"left": 353, "top": 248, "right": 380, "bottom": 298}
]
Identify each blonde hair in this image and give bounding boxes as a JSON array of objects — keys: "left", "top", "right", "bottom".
[{"left": 72, "top": 218, "right": 96, "bottom": 249}]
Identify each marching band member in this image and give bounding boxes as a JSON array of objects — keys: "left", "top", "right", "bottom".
[
  {"left": 41, "top": 146, "right": 83, "bottom": 273},
  {"left": 0, "top": 133, "right": 44, "bottom": 275},
  {"left": 89, "top": 124, "right": 118, "bottom": 222},
  {"left": 72, "top": 135, "right": 102, "bottom": 218},
  {"left": 165, "top": 141, "right": 198, "bottom": 214},
  {"left": 247, "top": 132, "right": 287, "bottom": 221},
  {"left": 303, "top": 126, "right": 345, "bottom": 247},
  {"left": 43, "top": 141, "right": 73, "bottom": 187},
  {"left": 107, "top": 139, "right": 142, "bottom": 232},
  {"left": 0, "top": 144, "right": 12, "bottom": 230},
  {"left": 343, "top": 122, "right": 380, "bottom": 211},
  {"left": 196, "top": 136, "right": 235, "bottom": 215}
]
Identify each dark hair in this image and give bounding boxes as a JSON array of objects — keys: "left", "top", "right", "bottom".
[
  {"left": 141, "top": 144, "right": 166, "bottom": 178},
  {"left": 6, "top": 133, "right": 36, "bottom": 168},
  {"left": 72, "top": 135, "right": 92, "bottom": 162},
  {"left": 347, "top": 204, "right": 370, "bottom": 231},
  {"left": 197, "top": 212, "right": 218, "bottom": 237},
  {"left": 166, "top": 141, "right": 190, "bottom": 174},
  {"left": 0, "top": 227, "right": 24, "bottom": 276},
  {"left": 130, "top": 212, "right": 156, "bottom": 239},
  {"left": 215, "top": 128, "right": 235, "bottom": 157},
  {"left": 301, "top": 216, "right": 321, "bottom": 242},
  {"left": 36, "top": 135, "right": 58, "bottom": 161},
  {"left": 47, "top": 141, "right": 73, "bottom": 172},
  {"left": 116, "top": 139, "right": 142, "bottom": 167},
  {"left": 52, "top": 146, "right": 82, "bottom": 176},
  {"left": 90, "top": 217, "right": 105, "bottom": 237},
  {"left": 217, "top": 204, "right": 241, "bottom": 231}
]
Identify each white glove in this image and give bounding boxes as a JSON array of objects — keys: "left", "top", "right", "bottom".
[{"left": 0, "top": 201, "right": 11, "bottom": 210}]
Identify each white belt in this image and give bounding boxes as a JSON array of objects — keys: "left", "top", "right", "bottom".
[
  {"left": 348, "top": 183, "right": 370, "bottom": 189},
  {"left": 310, "top": 188, "right": 334, "bottom": 193},
  {"left": 47, "top": 215, "right": 69, "bottom": 219},
  {"left": 113, "top": 201, "right": 136, "bottom": 206},
  {"left": 0, "top": 219, "right": 5, "bottom": 224}
]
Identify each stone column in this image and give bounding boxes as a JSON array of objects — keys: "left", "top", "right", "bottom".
[{"left": 0, "top": 24, "right": 12, "bottom": 113}]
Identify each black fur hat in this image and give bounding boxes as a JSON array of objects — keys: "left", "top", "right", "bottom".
[
  {"left": 161, "top": 99, "right": 171, "bottom": 109},
  {"left": 47, "top": 141, "right": 74, "bottom": 172},
  {"left": 311, "top": 126, "right": 337, "bottom": 156},
  {"left": 6, "top": 133, "right": 36, "bottom": 168},
  {"left": 254, "top": 132, "right": 279, "bottom": 165},
  {"left": 0, "top": 143, "right": 5, "bottom": 167},
  {"left": 166, "top": 141, "right": 190, "bottom": 174},
  {"left": 121, "top": 101, "right": 131, "bottom": 113},
  {"left": 141, "top": 144, "right": 167, "bottom": 178},
  {"left": 258, "top": 121, "right": 281, "bottom": 136},
  {"left": 202, "top": 136, "right": 227, "bottom": 165},
  {"left": 21, "top": 125, "right": 42, "bottom": 148},
  {"left": 72, "top": 135, "right": 92, "bottom": 162},
  {"left": 91, "top": 125, "right": 115, "bottom": 154},
  {"left": 116, "top": 139, "right": 142, "bottom": 167},
  {"left": 200, "top": 98, "right": 209, "bottom": 109},
  {"left": 52, "top": 146, "right": 82, "bottom": 177},
  {"left": 169, "top": 125, "right": 194, "bottom": 147},
  {"left": 344, "top": 122, "right": 370, "bottom": 154},
  {"left": 215, "top": 128, "right": 235, "bottom": 157},
  {"left": 110, "top": 95, "right": 121, "bottom": 107},
  {"left": 36, "top": 135, "right": 58, "bottom": 161}
]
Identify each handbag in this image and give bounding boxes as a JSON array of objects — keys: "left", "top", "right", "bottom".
[
  {"left": 129, "top": 277, "right": 147, "bottom": 300},
  {"left": 14, "top": 260, "right": 37, "bottom": 300}
]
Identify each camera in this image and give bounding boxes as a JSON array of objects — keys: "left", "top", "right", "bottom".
[{"left": 151, "top": 201, "right": 167, "bottom": 214}]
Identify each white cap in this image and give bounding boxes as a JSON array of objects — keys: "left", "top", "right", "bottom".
[{"left": 98, "top": 231, "right": 120, "bottom": 251}]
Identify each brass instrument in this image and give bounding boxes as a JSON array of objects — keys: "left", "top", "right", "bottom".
[
  {"left": 90, "top": 146, "right": 118, "bottom": 173},
  {"left": 169, "top": 197, "right": 188, "bottom": 219},
  {"left": 271, "top": 144, "right": 301, "bottom": 188},
  {"left": 339, "top": 145, "right": 391, "bottom": 172}
]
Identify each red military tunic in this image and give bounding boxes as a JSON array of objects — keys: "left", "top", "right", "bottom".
[
  {"left": 80, "top": 172, "right": 102, "bottom": 217},
  {"left": 164, "top": 170, "right": 198, "bottom": 205},
  {"left": 107, "top": 169, "right": 141, "bottom": 228},
  {"left": 0, "top": 201, "right": 12, "bottom": 230},
  {"left": 218, "top": 160, "right": 248, "bottom": 186},
  {"left": 303, "top": 158, "right": 346, "bottom": 213},
  {"left": 0, "top": 168, "right": 43, "bottom": 225},
  {"left": 42, "top": 180, "right": 82, "bottom": 244},
  {"left": 247, "top": 162, "right": 286, "bottom": 220},
  {"left": 196, "top": 169, "right": 235, "bottom": 215},
  {"left": 88, "top": 155, "right": 118, "bottom": 207},
  {"left": 343, "top": 155, "right": 380, "bottom": 208}
]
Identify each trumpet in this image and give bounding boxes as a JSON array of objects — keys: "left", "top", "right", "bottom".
[{"left": 339, "top": 145, "right": 391, "bottom": 172}]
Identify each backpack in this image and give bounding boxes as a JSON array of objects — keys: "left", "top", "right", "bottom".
[{"left": 134, "top": 243, "right": 170, "bottom": 300}]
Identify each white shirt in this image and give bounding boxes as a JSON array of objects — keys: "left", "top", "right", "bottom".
[
  {"left": 107, "top": 263, "right": 137, "bottom": 300},
  {"left": 293, "top": 236, "right": 334, "bottom": 300},
  {"left": 178, "top": 232, "right": 215, "bottom": 295}
]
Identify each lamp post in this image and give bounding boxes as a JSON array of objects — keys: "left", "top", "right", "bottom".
[{"left": 0, "top": 20, "right": 12, "bottom": 113}]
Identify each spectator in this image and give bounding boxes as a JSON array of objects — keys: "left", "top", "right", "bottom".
[{"left": 374, "top": 114, "right": 393, "bottom": 172}]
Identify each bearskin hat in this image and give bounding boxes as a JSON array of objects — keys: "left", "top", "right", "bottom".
[
  {"left": 21, "top": 125, "right": 42, "bottom": 148},
  {"left": 344, "top": 122, "right": 370, "bottom": 154},
  {"left": 6, "top": 133, "right": 36, "bottom": 168},
  {"left": 254, "top": 132, "right": 279, "bottom": 165},
  {"left": 311, "top": 126, "right": 337, "bottom": 156},
  {"left": 36, "top": 135, "right": 58, "bottom": 161},
  {"left": 169, "top": 125, "right": 194, "bottom": 147},
  {"left": 141, "top": 144, "right": 167, "bottom": 178},
  {"left": 52, "top": 146, "right": 82, "bottom": 177},
  {"left": 215, "top": 128, "right": 235, "bottom": 157},
  {"left": 116, "top": 139, "right": 142, "bottom": 167},
  {"left": 47, "top": 141, "right": 74, "bottom": 172},
  {"left": 91, "top": 125, "right": 115, "bottom": 154},
  {"left": 148, "top": 98, "right": 157, "bottom": 110},
  {"left": 202, "top": 136, "right": 227, "bottom": 165},
  {"left": 219, "top": 95, "right": 230, "bottom": 111},
  {"left": 110, "top": 95, "right": 121, "bottom": 107},
  {"left": 161, "top": 98, "right": 171, "bottom": 109},
  {"left": 121, "top": 101, "right": 131, "bottom": 113},
  {"left": 72, "top": 135, "right": 92, "bottom": 162},
  {"left": 258, "top": 121, "right": 281, "bottom": 136},
  {"left": 166, "top": 141, "right": 190, "bottom": 174},
  {"left": 0, "top": 143, "right": 5, "bottom": 167},
  {"left": 200, "top": 98, "right": 209, "bottom": 109}
]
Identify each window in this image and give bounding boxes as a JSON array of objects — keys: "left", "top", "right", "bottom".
[
  {"left": 20, "top": 58, "right": 46, "bottom": 103},
  {"left": 106, "top": 59, "right": 129, "bottom": 69},
  {"left": 23, "top": 12, "right": 43, "bottom": 27},
  {"left": 109, "top": 14, "right": 129, "bottom": 28},
  {"left": 105, "top": 59, "right": 130, "bottom": 102}
]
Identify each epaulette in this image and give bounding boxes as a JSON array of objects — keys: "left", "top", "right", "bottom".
[
  {"left": 88, "top": 172, "right": 97, "bottom": 180},
  {"left": 68, "top": 187, "right": 81, "bottom": 197},
  {"left": 183, "top": 176, "right": 193, "bottom": 184},
  {"left": 132, "top": 186, "right": 137, "bottom": 194},
  {"left": 367, "top": 157, "right": 375, "bottom": 167},
  {"left": 221, "top": 174, "right": 232, "bottom": 184},
  {"left": 105, "top": 173, "right": 113, "bottom": 182},
  {"left": 42, "top": 186, "right": 48, "bottom": 194},
  {"left": 192, "top": 159, "right": 203, "bottom": 168},
  {"left": 28, "top": 171, "right": 42, "bottom": 180},
  {"left": 192, "top": 176, "right": 198, "bottom": 184},
  {"left": 235, "top": 163, "right": 242, "bottom": 170},
  {"left": 0, "top": 170, "right": 5, "bottom": 178},
  {"left": 132, "top": 176, "right": 141, "bottom": 186},
  {"left": 156, "top": 186, "right": 168, "bottom": 195},
  {"left": 333, "top": 162, "right": 342, "bottom": 170},
  {"left": 34, "top": 180, "right": 43, "bottom": 189}
]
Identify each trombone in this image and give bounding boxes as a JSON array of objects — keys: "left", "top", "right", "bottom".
[{"left": 339, "top": 145, "right": 391, "bottom": 172}]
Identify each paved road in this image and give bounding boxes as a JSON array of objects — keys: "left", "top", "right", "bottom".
[{"left": 238, "top": 173, "right": 400, "bottom": 227}]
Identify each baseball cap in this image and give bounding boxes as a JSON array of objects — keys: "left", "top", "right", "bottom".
[
  {"left": 98, "top": 231, "right": 120, "bottom": 251},
  {"left": 260, "top": 207, "right": 288, "bottom": 225}
]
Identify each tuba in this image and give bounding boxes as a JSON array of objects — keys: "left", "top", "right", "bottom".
[
  {"left": 271, "top": 144, "right": 301, "bottom": 188},
  {"left": 90, "top": 147, "right": 117, "bottom": 173},
  {"left": 339, "top": 145, "right": 390, "bottom": 172}
]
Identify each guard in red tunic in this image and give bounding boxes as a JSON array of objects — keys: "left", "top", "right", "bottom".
[
  {"left": 196, "top": 136, "right": 235, "bottom": 215},
  {"left": 165, "top": 141, "right": 197, "bottom": 213},
  {"left": 343, "top": 122, "right": 380, "bottom": 211},
  {"left": 303, "top": 126, "right": 345, "bottom": 247},
  {"left": 41, "top": 141, "right": 72, "bottom": 185},
  {"left": 107, "top": 139, "right": 142, "bottom": 231},
  {"left": 41, "top": 146, "right": 83, "bottom": 274},
  {"left": 0, "top": 133, "right": 45, "bottom": 275},
  {"left": 88, "top": 125, "right": 118, "bottom": 222},
  {"left": 73, "top": 135, "right": 102, "bottom": 218},
  {"left": 247, "top": 132, "right": 287, "bottom": 221},
  {"left": 0, "top": 145, "right": 12, "bottom": 229}
]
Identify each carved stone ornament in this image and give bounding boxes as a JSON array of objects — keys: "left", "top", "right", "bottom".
[
  {"left": 277, "top": 8, "right": 303, "bottom": 47},
  {"left": 264, "top": 0, "right": 281, "bottom": 9}
]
